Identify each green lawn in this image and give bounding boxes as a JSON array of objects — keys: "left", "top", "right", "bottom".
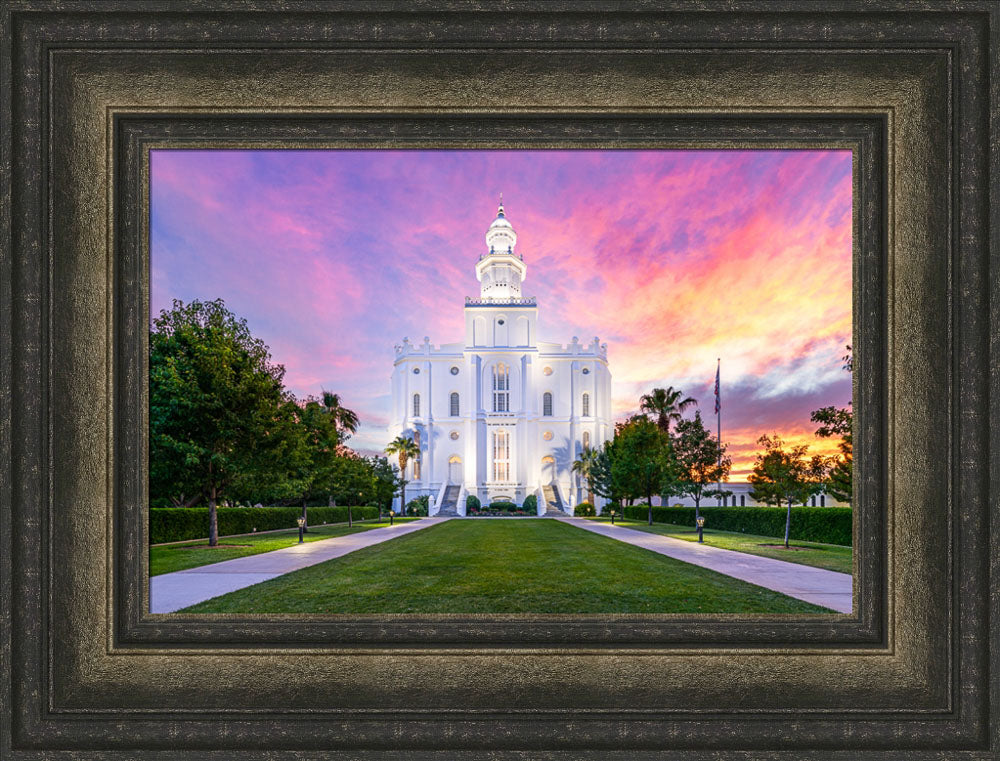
[
  {"left": 180, "top": 518, "right": 834, "bottom": 614},
  {"left": 588, "top": 517, "right": 852, "bottom": 574},
  {"left": 150, "top": 517, "right": 418, "bottom": 576}
]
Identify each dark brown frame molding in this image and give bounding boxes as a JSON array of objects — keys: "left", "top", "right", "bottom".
[{"left": 2, "top": 3, "right": 997, "bottom": 758}]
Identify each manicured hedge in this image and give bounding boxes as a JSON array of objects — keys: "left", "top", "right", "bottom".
[
  {"left": 574, "top": 502, "right": 596, "bottom": 516},
  {"left": 621, "top": 505, "right": 852, "bottom": 546},
  {"left": 149, "top": 505, "right": 379, "bottom": 544}
]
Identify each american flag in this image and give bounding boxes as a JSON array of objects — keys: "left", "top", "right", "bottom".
[{"left": 714, "top": 361, "right": 720, "bottom": 414}]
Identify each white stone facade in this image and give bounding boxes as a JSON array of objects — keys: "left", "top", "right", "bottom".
[{"left": 389, "top": 202, "right": 612, "bottom": 514}]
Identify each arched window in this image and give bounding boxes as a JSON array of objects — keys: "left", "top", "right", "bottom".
[
  {"left": 740, "top": 494, "right": 746, "bottom": 507},
  {"left": 542, "top": 392, "right": 553, "bottom": 416},
  {"left": 450, "top": 392, "right": 460, "bottom": 417},
  {"left": 582, "top": 392, "right": 590, "bottom": 417},
  {"left": 492, "top": 362, "right": 510, "bottom": 413},
  {"left": 492, "top": 429, "right": 510, "bottom": 482},
  {"left": 582, "top": 431, "right": 590, "bottom": 449},
  {"left": 412, "top": 393, "right": 420, "bottom": 417}
]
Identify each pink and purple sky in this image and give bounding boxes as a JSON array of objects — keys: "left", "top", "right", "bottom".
[{"left": 151, "top": 149, "right": 852, "bottom": 478}]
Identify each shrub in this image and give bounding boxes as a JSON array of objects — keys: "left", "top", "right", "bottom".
[
  {"left": 406, "top": 494, "right": 429, "bottom": 516},
  {"left": 574, "top": 501, "right": 596, "bottom": 517},
  {"left": 466, "top": 494, "right": 481, "bottom": 513},
  {"left": 522, "top": 494, "right": 538, "bottom": 513},
  {"left": 489, "top": 500, "right": 517, "bottom": 511},
  {"left": 620, "top": 505, "right": 852, "bottom": 546},
  {"left": 149, "top": 505, "right": 380, "bottom": 544}
]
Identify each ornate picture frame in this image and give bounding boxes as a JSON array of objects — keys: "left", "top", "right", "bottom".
[{"left": 2, "top": 3, "right": 996, "bottom": 757}]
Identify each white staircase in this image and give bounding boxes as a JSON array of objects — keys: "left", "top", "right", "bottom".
[
  {"left": 437, "top": 485, "right": 461, "bottom": 517},
  {"left": 541, "top": 484, "right": 565, "bottom": 515}
]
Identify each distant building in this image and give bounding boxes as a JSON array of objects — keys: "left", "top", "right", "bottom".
[
  {"left": 389, "top": 201, "right": 612, "bottom": 515},
  {"left": 654, "top": 481, "right": 847, "bottom": 509}
]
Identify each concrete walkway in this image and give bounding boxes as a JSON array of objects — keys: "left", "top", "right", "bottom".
[
  {"left": 150, "top": 517, "right": 451, "bottom": 613},
  {"left": 563, "top": 518, "right": 852, "bottom": 613}
]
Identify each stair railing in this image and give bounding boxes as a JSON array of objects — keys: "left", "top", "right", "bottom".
[
  {"left": 552, "top": 483, "right": 565, "bottom": 515},
  {"left": 456, "top": 484, "right": 467, "bottom": 517},
  {"left": 432, "top": 480, "right": 449, "bottom": 517}
]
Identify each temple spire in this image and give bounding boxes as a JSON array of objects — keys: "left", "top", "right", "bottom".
[{"left": 478, "top": 197, "right": 525, "bottom": 299}]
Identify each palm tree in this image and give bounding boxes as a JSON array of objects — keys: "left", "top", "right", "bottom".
[
  {"left": 639, "top": 386, "right": 697, "bottom": 434},
  {"left": 384, "top": 434, "right": 420, "bottom": 516},
  {"left": 320, "top": 390, "right": 359, "bottom": 438},
  {"left": 572, "top": 446, "right": 600, "bottom": 506},
  {"left": 316, "top": 391, "right": 358, "bottom": 509}
]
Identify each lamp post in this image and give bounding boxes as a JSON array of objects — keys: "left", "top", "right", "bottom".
[
  {"left": 696, "top": 516, "right": 705, "bottom": 543},
  {"left": 389, "top": 509, "right": 394, "bottom": 526},
  {"left": 297, "top": 517, "right": 305, "bottom": 544},
  {"left": 610, "top": 509, "right": 616, "bottom": 525}
]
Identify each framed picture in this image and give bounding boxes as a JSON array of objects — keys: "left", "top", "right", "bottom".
[
  {"left": 3, "top": 3, "right": 996, "bottom": 758},
  {"left": 146, "top": 146, "right": 855, "bottom": 620}
]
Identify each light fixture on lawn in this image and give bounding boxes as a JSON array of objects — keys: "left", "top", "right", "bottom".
[
  {"left": 389, "top": 509, "right": 395, "bottom": 526},
  {"left": 610, "top": 509, "right": 616, "bottom": 525},
  {"left": 696, "top": 516, "right": 706, "bottom": 543},
  {"left": 297, "top": 516, "right": 306, "bottom": 544}
]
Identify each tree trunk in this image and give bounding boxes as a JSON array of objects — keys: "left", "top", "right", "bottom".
[
  {"left": 208, "top": 487, "right": 218, "bottom": 547},
  {"left": 302, "top": 497, "right": 308, "bottom": 532},
  {"left": 328, "top": 493, "right": 334, "bottom": 507},
  {"left": 348, "top": 504, "right": 352, "bottom": 528},
  {"left": 647, "top": 492, "right": 653, "bottom": 525},
  {"left": 694, "top": 496, "right": 700, "bottom": 525},
  {"left": 784, "top": 498, "right": 792, "bottom": 548}
]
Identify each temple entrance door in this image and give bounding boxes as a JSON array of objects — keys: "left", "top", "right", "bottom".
[
  {"left": 448, "top": 456, "right": 463, "bottom": 484},
  {"left": 541, "top": 456, "right": 556, "bottom": 485}
]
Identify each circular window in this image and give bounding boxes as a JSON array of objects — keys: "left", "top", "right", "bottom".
[
  {"left": 542, "top": 366, "right": 553, "bottom": 376},
  {"left": 498, "top": 319, "right": 505, "bottom": 325},
  {"left": 412, "top": 367, "right": 420, "bottom": 374},
  {"left": 450, "top": 431, "right": 460, "bottom": 441},
  {"left": 450, "top": 366, "right": 460, "bottom": 375},
  {"left": 542, "top": 431, "right": 553, "bottom": 441},
  {"left": 582, "top": 367, "right": 590, "bottom": 375}
]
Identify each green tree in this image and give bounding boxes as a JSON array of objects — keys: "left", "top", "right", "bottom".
[
  {"left": 639, "top": 386, "right": 697, "bottom": 433},
  {"left": 290, "top": 396, "right": 342, "bottom": 531},
  {"left": 368, "top": 456, "right": 400, "bottom": 517},
  {"left": 149, "top": 299, "right": 298, "bottom": 546},
  {"left": 610, "top": 415, "right": 679, "bottom": 524},
  {"left": 322, "top": 451, "right": 372, "bottom": 526},
  {"left": 588, "top": 445, "right": 619, "bottom": 507},
  {"left": 673, "top": 411, "right": 732, "bottom": 522},
  {"left": 809, "top": 342, "right": 853, "bottom": 505},
  {"left": 571, "top": 446, "right": 600, "bottom": 505},
  {"left": 810, "top": 405, "right": 852, "bottom": 505},
  {"left": 384, "top": 435, "right": 420, "bottom": 516},
  {"left": 748, "top": 434, "right": 829, "bottom": 548}
]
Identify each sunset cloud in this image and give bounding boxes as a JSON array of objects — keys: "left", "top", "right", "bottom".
[{"left": 151, "top": 149, "right": 852, "bottom": 473}]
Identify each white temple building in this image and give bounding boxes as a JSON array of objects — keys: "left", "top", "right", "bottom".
[{"left": 389, "top": 201, "right": 612, "bottom": 516}]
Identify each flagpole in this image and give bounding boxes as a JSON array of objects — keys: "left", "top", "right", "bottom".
[{"left": 716, "top": 357, "right": 722, "bottom": 507}]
